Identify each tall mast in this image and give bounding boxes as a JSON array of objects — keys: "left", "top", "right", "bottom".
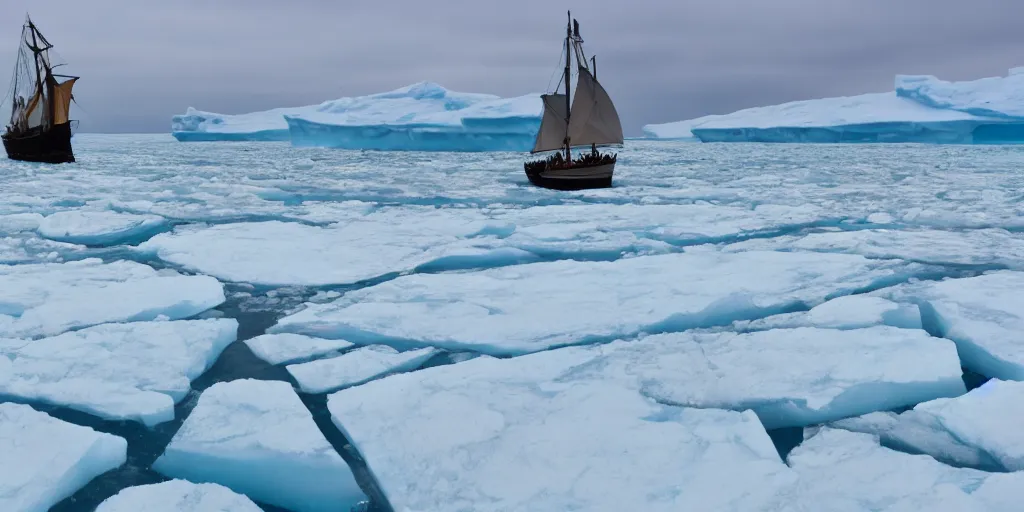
[{"left": 564, "top": 11, "right": 572, "bottom": 161}]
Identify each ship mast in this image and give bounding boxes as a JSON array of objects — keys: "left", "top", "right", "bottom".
[{"left": 563, "top": 11, "right": 572, "bottom": 162}]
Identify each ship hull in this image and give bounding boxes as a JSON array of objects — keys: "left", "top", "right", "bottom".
[
  {"left": 524, "top": 161, "right": 614, "bottom": 190},
  {"left": 2, "top": 122, "right": 75, "bottom": 164}
]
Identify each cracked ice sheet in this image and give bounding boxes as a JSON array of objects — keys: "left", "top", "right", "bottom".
[
  {"left": 881, "top": 271, "right": 1024, "bottom": 380},
  {"left": 731, "top": 295, "right": 922, "bottom": 332},
  {"left": 0, "top": 403, "right": 127, "bottom": 512},
  {"left": 288, "top": 345, "right": 439, "bottom": 393},
  {"left": 570, "top": 326, "right": 965, "bottom": 429},
  {"left": 831, "top": 379, "right": 1024, "bottom": 471},
  {"left": 95, "top": 480, "right": 262, "bottom": 512},
  {"left": 788, "top": 428, "right": 1022, "bottom": 512},
  {"left": 137, "top": 202, "right": 830, "bottom": 287},
  {"left": 37, "top": 210, "right": 167, "bottom": 246},
  {"left": 723, "top": 228, "right": 1024, "bottom": 269},
  {"left": 271, "top": 250, "right": 921, "bottom": 356},
  {"left": 153, "top": 379, "right": 367, "bottom": 512},
  {"left": 0, "top": 319, "right": 238, "bottom": 426},
  {"left": 326, "top": 348, "right": 797, "bottom": 512},
  {"left": 0, "top": 258, "right": 226, "bottom": 338}
]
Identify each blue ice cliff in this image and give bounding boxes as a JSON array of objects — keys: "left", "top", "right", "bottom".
[
  {"left": 171, "top": 81, "right": 543, "bottom": 151},
  {"left": 643, "top": 67, "right": 1024, "bottom": 144}
]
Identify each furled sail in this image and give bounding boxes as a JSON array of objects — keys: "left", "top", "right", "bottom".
[
  {"left": 566, "top": 66, "right": 623, "bottom": 147},
  {"left": 530, "top": 93, "right": 569, "bottom": 153}
]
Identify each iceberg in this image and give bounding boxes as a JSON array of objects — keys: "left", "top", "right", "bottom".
[
  {"left": 0, "top": 319, "right": 238, "bottom": 426},
  {"left": 831, "top": 379, "right": 1024, "bottom": 471},
  {"left": 287, "top": 345, "right": 439, "bottom": 394},
  {"left": 0, "top": 258, "right": 225, "bottom": 338},
  {"left": 173, "top": 81, "right": 543, "bottom": 152},
  {"left": 37, "top": 210, "right": 167, "bottom": 246},
  {"left": 95, "top": 480, "right": 262, "bottom": 512},
  {"left": 789, "top": 428, "right": 1022, "bottom": 511},
  {"left": 326, "top": 349, "right": 797, "bottom": 511},
  {"left": 643, "top": 68, "right": 1024, "bottom": 144},
  {"left": 244, "top": 333, "right": 355, "bottom": 366},
  {"left": 270, "top": 250, "right": 920, "bottom": 356},
  {"left": 153, "top": 379, "right": 367, "bottom": 512},
  {"left": 882, "top": 271, "right": 1024, "bottom": 380},
  {"left": 0, "top": 403, "right": 127, "bottom": 512}
]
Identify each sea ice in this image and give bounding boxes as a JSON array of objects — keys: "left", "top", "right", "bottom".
[
  {"left": 731, "top": 295, "right": 922, "bottom": 332},
  {"left": 0, "top": 259, "right": 225, "bottom": 338},
  {"left": 586, "top": 326, "right": 964, "bottom": 428},
  {"left": 153, "top": 379, "right": 367, "bottom": 512},
  {"left": 788, "top": 428, "right": 1023, "bottom": 511},
  {"left": 95, "top": 480, "right": 262, "bottom": 512},
  {"left": 326, "top": 349, "right": 797, "bottom": 511},
  {"left": 271, "top": 250, "right": 919, "bottom": 355},
  {"left": 287, "top": 345, "right": 439, "bottom": 393},
  {"left": 0, "top": 319, "right": 238, "bottom": 426},
  {"left": 0, "top": 403, "right": 127, "bottom": 512},
  {"left": 883, "top": 271, "right": 1024, "bottom": 380},
  {"left": 244, "top": 333, "right": 355, "bottom": 366},
  {"left": 0, "top": 212, "right": 45, "bottom": 233},
  {"left": 37, "top": 210, "right": 167, "bottom": 245},
  {"left": 833, "top": 379, "right": 1024, "bottom": 471}
]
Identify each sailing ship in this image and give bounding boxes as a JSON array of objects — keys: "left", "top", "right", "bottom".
[
  {"left": 3, "top": 16, "right": 78, "bottom": 164},
  {"left": 524, "top": 12, "right": 624, "bottom": 190}
]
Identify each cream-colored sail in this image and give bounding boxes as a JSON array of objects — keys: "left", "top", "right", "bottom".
[
  {"left": 566, "top": 66, "right": 623, "bottom": 147},
  {"left": 530, "top": 93, "right": 568, "bottom": 153},
  {"left": 51, "top": 77, "right": 76, "bottom": 125},
  {"left": 24, "top": 90, "right": 44, "bottom": 129}
]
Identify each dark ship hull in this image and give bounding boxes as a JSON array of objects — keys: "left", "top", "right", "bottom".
[
  {"left": 2, "top": 121, "right": 74, "bottom": 163},
  {"left": 524, "top": 159, "right": 614, "bottom": 191}
]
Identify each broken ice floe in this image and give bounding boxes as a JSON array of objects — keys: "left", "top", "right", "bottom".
[
  {"left": 0, "top": 319, "right": 238, "bottom": 426},
  {"left": 244, "top": 332, "right": 355, "bottom": 366},
  {"left": 37, "top": 210, "right": 167, "bottom": 246},
  {"left": 153, "top": 379, "right": 367, "bottom": 511},
  {"left": 731, "top": 295, "right": 921, "bottom": 332},
  {"left": 288, "top": 345, "right": 439, "bottom": 393},
  {"left": 0, "top": 403, "right": 127, "bottom": 512},
  {"left": 94, "top": 480, "right": 262, "bottom": 512}
]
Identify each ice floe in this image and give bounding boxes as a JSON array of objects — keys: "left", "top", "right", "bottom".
[
  {"left": 95, "top": 480, "right": 262, "bottom": 512},
  {"left": 831, "top": 379, "right": 1024, "bottom": 471},
  {"left": 0, "top": 258, "right": 225, "bottom": 338},
  {"left": 732, "top": 295, "right": 922, "bottom": 332},
  {"left": 883, "top": 271, "right": 1024, "bottom": 380},
  {"left": 0, "top": 403, "right": 127, "bottom": 512},
  {"left": 288, "top": 345, "right": 438, "bottom": 393},
  {"left": 327, "top": 350, "right": 797, "bottom": 511},
  {"left": 244, "top": 333, "right": 355, "bottom": 366},
  {"left": 37, "top": 210, "right": 167, "bottom": 246},
  {"left": 153, "top": 379, "right": 367, "bottom": 511},
  {"left": 272, "top": 250, "right": 920, "bottom": 355},
  {"left": 0, "top": 319, "right": 238, "bottom": 426}
]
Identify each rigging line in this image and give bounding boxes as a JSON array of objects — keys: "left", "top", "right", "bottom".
[{"left": 546, "top": 43, "right": 566, "bottom": 93}]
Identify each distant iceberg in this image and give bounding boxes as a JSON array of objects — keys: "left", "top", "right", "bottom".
[
  {"left": 644, "top": 68, "right": 1024, "bottom": 144},
  {"left": 172, "top": 81, "right": 543, "bottom": 151}
]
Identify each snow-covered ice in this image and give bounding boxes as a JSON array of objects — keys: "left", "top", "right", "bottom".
[
  {"left": 883, "top": 271, "right": 1024, "bottom": 380},
  {"left": 896, "top": 69, "right": 1024, "bottom": 119},
  {"left": 37, "top": 210, "right": 166, "bottom": 246},
  {"left": 0, "top": 258, "right": 226, "bottom": 338},
  {"left": 0, "top": 319, "right": 238, "bottom": 426},
  {"left": 327, "top": 349, "right": 797, "bottom": 511},
  {"left": 0, "top": 403, "right": 127, "bottom": 512},
  {"left": 95, "top": 480, "right": 262, "bottom": 512},
  {"left": 173, "top": 81, "right": 543, "bottom": 152},
  {"left": 153, "top": 379, "right": 367, "bottom": 512},
  {"left": 244, "top": 333, "right": 355, "bottom": 366},
  {"left": 288, "top": 345, "right": 438, "bottom": 393},
  {"left": 271, "top": 250, "right": 919, "bottom": 355},
  {"left": 732, "top": 295, "right": 922, "bottom": 332},
  {"left": 832, "top": 379, "right": 1024, "bottom": 471},
  {"left": 788, "top": 428, "right": 1023, "bottom": 511}
]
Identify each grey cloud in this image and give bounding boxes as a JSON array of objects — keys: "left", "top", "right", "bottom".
[{"left": 1, "top": 0, "right": 1023, "bottom": 134}]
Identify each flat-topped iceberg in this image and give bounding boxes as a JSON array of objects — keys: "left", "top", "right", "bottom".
[
  {"left": 95, "top": 480, "right": 262, "bottom": 512},
  {"left": 173, "top": 81, "right": 543, "bottom": 151},
  {"left": 153, "top": 379, "right": 367, "bottom": 512},
  {"left": 0, "top": 403, "right": 127, "bottom": 512},
  {"left": 644, "top": 68, "right": 1024, "bottom": 144}
]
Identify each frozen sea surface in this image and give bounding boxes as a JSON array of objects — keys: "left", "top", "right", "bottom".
[{"left": 1, "top": 135, "right": 1023, "bottom": 510}]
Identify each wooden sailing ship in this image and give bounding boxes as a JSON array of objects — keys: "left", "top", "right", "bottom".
[
  {"left": 3, "top": 15, "right": 78, "bottom": 164},
  {"left": 524, "top": 12, "right": 624, "bottom": 190}
]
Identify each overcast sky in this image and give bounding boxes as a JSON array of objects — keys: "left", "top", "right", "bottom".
[{"left": 1, "top": 0, "right": 1022, "bottom": 135}]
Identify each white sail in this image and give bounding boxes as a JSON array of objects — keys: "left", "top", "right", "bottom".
[
  {"left": 566, "top": 66, "right": 623, "bottom": 147},
  {"left": 531, "top": 93, "right": 568, "bottom": 153}
]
